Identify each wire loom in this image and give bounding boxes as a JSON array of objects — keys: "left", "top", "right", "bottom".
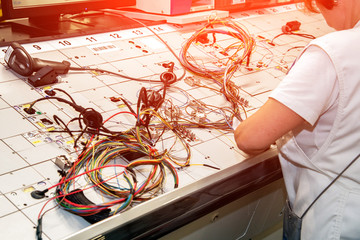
[
  {"left": 35, "top": 17, "right": 315, "bottom": 234},
  {"left": 179, "top": 19, "right": 255, "bottom": 79},
  {"left": 35, "top": 86, "right": 193, "bottom": 225},
  {"left": 54, "top": 138, "right": 180, "bottom": 223},
  {"left": 33, "top": 81, "right": 201, "bottom": 230},
  {"left": 32, "top": 19, "right": 257, "bottom": 238},
  {"left": 179, "top": 19, "right": 256, "bottom": 121}
]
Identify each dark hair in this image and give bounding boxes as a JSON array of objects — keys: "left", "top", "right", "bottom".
[{"left": 303, "top": 0, "right": 336, "bottom": 12}]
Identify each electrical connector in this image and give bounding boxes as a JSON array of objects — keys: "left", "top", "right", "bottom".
[
  {"left": 54, "top": 155, "right": 73, "bottom": 171},
  {"left": 28, "top": 66, "right": 59, "bottom": 87}
]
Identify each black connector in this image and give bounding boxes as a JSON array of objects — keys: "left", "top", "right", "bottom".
[
  {"left": 24, "top": 107, "right": 36, "bottom": 114},
  {"left": 36, "top": 218, "right": 43, "bottom": 240},
  {"left": 44, "top": 89, "right": 56, "bottom": 96},
  {"left": 31, "top": 189, "right": 49, "bottom": 199},
  {"left": 28, "top": 66, "right": 59, "bottom": 87},
  {"left": 40, "top": 118, "right": 53, "bottom": 125}
]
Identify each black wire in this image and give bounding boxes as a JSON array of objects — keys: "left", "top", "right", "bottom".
[
  {"left": 50, "top": 107, "right": 132, "bottom": 140},
  {"left": 52, "top": 88, "right": 77, "bottom": 104},
  {"left": 301, "top": 152, "right": 360, "bottom": 219},
  {"left": 120, "top": 97, "right": 136, "bottom": 115},
  {"left": 73, "top": 126, "right": 88, "bottom": 148},
  {"left": 28, "top": 95, "right": 113, "bottom": 143},
  {"left": 53, "top": 115, "right": 74, "bottom": 137},
  {"left": 28, "top": 96, "right": 84, "bottom": 113},
  {"left": 36, "top": 217, "right": 43, "bottom": 240}
]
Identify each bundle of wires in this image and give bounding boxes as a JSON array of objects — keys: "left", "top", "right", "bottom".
[
  {"left": 49, "top": 90, "right": 199, "bottom": 221},
  {"left": 53, "top": 137, "right": 180, "bottom": 222},
  {"left": 136, "top": 106, "right": 192, "bottom": 167},
  {"left": 160, "top": 96, "right": 236, "bottom": 131},
  {"left": 34, "top": 85, "right": 195, "bottom": 226},
  {"left": 179, "top": 19, "right": 256, "bottom": 81},
  {"left": 179, "top": 19, "right": 256, "bottom": 121}
]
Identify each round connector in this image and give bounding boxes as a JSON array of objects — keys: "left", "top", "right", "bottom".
[
  {"left": 31, "top": 189, "right": 48, "bottom": 199},
  {"left": 160, "top": 71, "right": 177, "bottom": 85},
  {"left": 82, "top": 109, "right": 103, "bottom": 129}
]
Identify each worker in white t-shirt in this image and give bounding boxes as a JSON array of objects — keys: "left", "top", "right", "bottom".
[{"left": 234, "top": 0, "right": 360, "bottom": 239}]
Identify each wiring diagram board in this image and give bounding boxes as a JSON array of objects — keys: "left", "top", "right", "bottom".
[{"left": 0, "top": 4, "right": 333, "bottom": 240}]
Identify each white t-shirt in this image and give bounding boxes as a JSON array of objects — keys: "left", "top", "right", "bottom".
[
  {"left": 270, "top": 45, "right": 339, "bottom": 158},
  {"left": 267, "top": 21, "right": 360, "bottom": 239}
]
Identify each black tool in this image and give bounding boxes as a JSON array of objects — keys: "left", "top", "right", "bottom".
[{"left": 4, "top": 42, "right": 71, "bottom": 77}]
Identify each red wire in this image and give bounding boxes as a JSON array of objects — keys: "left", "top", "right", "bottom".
[
  {"left": 102, "top": 111, "right": 138, "bottom": 124},
  {"left": 37, "top": 164, "right": 131, "bottom": 219}
]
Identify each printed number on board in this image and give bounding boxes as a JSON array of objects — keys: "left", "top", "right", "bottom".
[
  {"left": 86, "top": 37, "right": 97, "bottom": 42},
  {"left": 110, "top": 33, "right": 122, "bottom": 39},
  {"left": 132, "top": 29, "right": 144, "bottom": 35},
  {"left": 59, "top": 40, "right": 72, "bottom": 46},
  {"left": 152, "top": 26, "right": 164, "bottom": 32}
]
